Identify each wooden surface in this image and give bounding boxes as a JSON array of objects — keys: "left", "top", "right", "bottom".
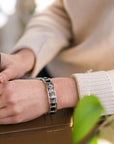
[{"left": 0, "top": 108, "right": 73, "bottom": 144}]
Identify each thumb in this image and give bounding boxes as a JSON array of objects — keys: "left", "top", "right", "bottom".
[
  {"left": 0, "top": 53, "right": 15, "bottom": 82},
  {"left": 0, "top": 68, "right": 15, "bottom": 82}
]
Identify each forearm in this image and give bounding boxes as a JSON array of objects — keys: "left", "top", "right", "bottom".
[{"left": 52, "top": 78, "right": 79, "bottom": 110}]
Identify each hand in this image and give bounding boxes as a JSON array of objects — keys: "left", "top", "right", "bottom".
[
  {"left": 0, "top": 49, "right": 35, "bottom": 82},
  {"left": 0, "top": 79, "right": 48, "bottom": 124},
  {"left": 0, "top": 77, "right": 78, "bottom": 124}
]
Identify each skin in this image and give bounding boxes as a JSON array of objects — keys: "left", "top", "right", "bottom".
[{"left": 0, "top": 49, "right": 78, "bottom": 124}]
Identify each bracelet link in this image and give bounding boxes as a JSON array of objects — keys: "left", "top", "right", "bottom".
[{"left": 37, "top": 77, "right": 57, "bottom": 114}]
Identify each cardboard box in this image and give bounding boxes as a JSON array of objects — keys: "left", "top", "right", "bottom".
[{"left": 0, "top": 108, "right": 73, "bottom": 144}]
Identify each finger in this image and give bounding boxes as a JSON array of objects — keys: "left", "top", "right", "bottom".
[
  {"left": 0, "top": 68, "right": 16, "bottom": 83},
  {"left": 0, "top": 116, "right": 17, "bottom": 125},
  {"left": 0, "top": 99, "right": 7, "bottom": 109},
  {"left": 0, "top": 106, "right": 14, "bottom": 119}
]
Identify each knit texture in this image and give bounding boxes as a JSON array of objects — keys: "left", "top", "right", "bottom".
[{"left": 72, "top": 71, "right": 114, "bottom": 115}]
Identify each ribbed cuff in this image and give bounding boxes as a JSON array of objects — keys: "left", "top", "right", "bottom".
[{"left": 72, "top": 71, "right": 114, "bottom": 115}]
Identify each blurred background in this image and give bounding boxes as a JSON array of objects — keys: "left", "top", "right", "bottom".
[{"left": 0, "top": 0, "right": 54, "bottom": 53}]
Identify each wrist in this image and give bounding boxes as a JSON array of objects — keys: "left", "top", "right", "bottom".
[
  {"left": 52, "top": 78, "right": 79, "bottom": 110},
  {"left": 13, "top": 48, "right": 35, "bottom": 73},
  {"left": 36, "top": 80, "right": 49, "bottom": 114}
]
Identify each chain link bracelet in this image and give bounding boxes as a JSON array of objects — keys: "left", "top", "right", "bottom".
[{"left": 37, "top": 77, "right": 57, "bottom": 114}]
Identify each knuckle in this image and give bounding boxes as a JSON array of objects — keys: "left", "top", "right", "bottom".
[
  {"left": 6, "top": 82, "right": 15, "bottom": 99},
  {"left": 5, "top": 82, "right": 13, "bottom": 93},
  {"left": 7, "top": 96, "right": 15, "bottom": 104},
  {"left": 7, "top": 95, "right": 17, "bottom": 105},
  {"left": 12, "top": 105, "right": 21, "bottom": 115},
  {"left": 1, "top": 71, "right": 9, "bottom": 82},
  {"left": 5, "top": 82, "right": 18, "bottom": 105}
]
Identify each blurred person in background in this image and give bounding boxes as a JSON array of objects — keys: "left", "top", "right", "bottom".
[
  {"left": 0, "top": 0, "right": 35, "bottom": 53},
  {"left": 0, "top": 0, "right": 114, "bottom": 124}
]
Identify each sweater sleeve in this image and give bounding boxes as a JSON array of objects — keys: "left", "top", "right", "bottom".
[
  {"left": 12, "top": 0, "right": 72, "bottom": 77},
  {"left": 72, "top": 70, "right": 114, "bottom": 115}
]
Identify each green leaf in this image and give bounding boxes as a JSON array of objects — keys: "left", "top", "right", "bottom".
[
  {"left": 72, "top": 95, "right": 104, "bottom": 144},
  {"left": 86, "top": 133, "right": 98, "bottom": 144}
]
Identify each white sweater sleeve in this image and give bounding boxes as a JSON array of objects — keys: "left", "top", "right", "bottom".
[
  {"left": 12, "top": 0, "right": 72, "bottom": 77},
  {"left": 72, "top": 70, "right": 114, "bottom": 115}
]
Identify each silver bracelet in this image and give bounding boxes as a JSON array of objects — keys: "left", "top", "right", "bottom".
[{"left": 37, "top": 77, "right": 57, "bottom": 114}]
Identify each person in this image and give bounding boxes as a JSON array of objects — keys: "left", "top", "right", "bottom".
[{"left": 0, "top": 0, "right": 114, "bottom": 124}]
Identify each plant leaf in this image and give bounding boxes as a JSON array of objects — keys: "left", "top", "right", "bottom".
[
  {"left": 73, "top": 95, "right": 104, "bottom": 144},
  {"left": 86, "top": 133, "right": 98, "bottom": 144}
]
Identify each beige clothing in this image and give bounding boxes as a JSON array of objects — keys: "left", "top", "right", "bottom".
[{"left": 14, "top": 0, "right": 114, "bottom": 114}]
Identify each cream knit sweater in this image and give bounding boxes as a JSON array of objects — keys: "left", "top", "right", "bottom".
[{"left": 14, "top": 0, "right": 114, "bottom": 114}]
